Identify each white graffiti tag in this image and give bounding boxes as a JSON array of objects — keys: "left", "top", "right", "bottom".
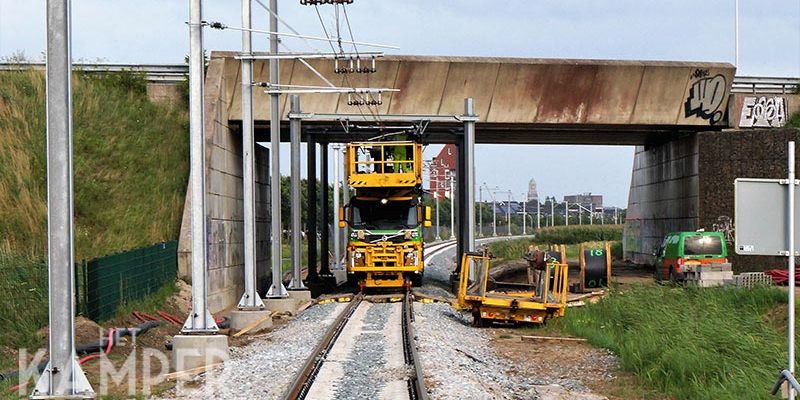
[
  {"left": 739, "top": 96, "right": 787, "bottom": 128},
  {"left": 684, "top": 74, "right": 727, "bottom": 124}
]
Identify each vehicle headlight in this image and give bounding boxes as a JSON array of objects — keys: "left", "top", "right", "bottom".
[
  {"left": 351, "top": 250, "right": 366, "bottom": 267},
  {"left": 405, "top": 250, "right": 418, "bottom": 266}
]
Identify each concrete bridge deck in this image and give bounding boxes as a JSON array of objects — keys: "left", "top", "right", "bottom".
[{"left": 212, "top": 52, "right": 735, "bottom": 145}]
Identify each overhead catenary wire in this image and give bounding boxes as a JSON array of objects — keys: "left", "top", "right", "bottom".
[{"left": 203, "top": 21, "right": 399, "bottom": 49}]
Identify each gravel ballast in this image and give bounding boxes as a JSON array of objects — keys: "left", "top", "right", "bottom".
[
  {"left": 159, "top": 301, "right": 346, "bottom": 399},
  {"left": 414, "top": 302, "right": 607, "bottom": 400}
]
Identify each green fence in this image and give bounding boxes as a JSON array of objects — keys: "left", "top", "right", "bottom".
[{"left": 76, "top": 241, "right": 178, "bottom": 321}]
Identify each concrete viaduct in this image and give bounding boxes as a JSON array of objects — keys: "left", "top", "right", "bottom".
[{"left": 176, "top": 51, "right": 799, "bottom": 312}]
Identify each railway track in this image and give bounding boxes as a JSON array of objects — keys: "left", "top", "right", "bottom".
[{"left": 284, "top": 292, "right": 428, "bottom": 400}]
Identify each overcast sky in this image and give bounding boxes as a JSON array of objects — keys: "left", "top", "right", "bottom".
[{"left": 2, "top": 1, "right": 799, "bottom": 207}]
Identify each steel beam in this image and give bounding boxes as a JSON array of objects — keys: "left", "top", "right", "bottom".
[
  {"left": 266, "top": 0, "right": 287, "bottom": 298},
  {"left": 33, "top": 1, "right": 94, "bottom": 397},
  {"left": 288, "top": 95, "right": 306, "bottom": 289},
  {"left": 237, "top": 0, "right": 265, "bottom": 310},
  {"left": 307, "top": 135, "right": 319, "bottom": 282},
  {"left": 288, "top": 112, "right": 472, "bottom": 124},
  {"left": 182, "top": 0, "right": 218, "bottom": 333}
]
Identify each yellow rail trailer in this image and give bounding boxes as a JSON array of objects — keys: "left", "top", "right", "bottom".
[{"left": 456, "top": 251, "right": 569, "bottom": 326}]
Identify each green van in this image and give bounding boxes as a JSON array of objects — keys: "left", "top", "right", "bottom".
[{"left": 653, "top": 231, "right": 729, "bottom": 282}]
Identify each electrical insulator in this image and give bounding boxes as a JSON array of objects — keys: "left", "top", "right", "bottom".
[
  {"left": 334, "top": 56, "right": 377, "bottom": 74},
  {"left": 347, "top": 92, "right": 383, "bottom": 106}
]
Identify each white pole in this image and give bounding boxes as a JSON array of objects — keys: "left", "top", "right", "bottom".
[
  {"left": 522, "top": 196, "right": 527, "bottom": 235},
  {"left": 735, "top": 0, "right": 740, "bottom": 68},
  {"left": 537, "top": 199, "right": 541, "bottom": 229},
  {"left": 615, "top": 207, "right": 619, "bottom": 225},
  {"left": 449, "top": 170, "right": 455, "bottom": 240},
  {"left": 590, "top": 203, "right": 593, "bottom": 225},
  {"left": 479, "top": 185, "right": 483, "bottom": 237},
  {"left": 789, "top": 141, "right": 796, "bottom": 400},
  {"left": 550, "top": 198, "right": 554, "bottom": 227},
  {"left": 492, "top": 190, "right": 497, "bottom": 236},
  {"left": 507, "top": 191, "right": 512, "bottom": 236},
  {"left": 435, "top": 191, "right": 441, "bottom": 241}
]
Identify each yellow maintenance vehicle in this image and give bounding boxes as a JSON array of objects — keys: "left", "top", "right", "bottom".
[
  {"left": 456, "top": 250, "right": 569, "bottom": 326},
  {"left": 338, "top": 141, "right": 432, "bottom": 289}
]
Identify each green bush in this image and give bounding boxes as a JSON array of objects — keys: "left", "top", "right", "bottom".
[
  {"left": 0, "top": 253, "right": 47, "bottom": 349},
  {"left": 558, "top": 285, "right": 788, "bottom": 399},
  {"left": 788, "top": 112, "right": 800, "bottom": 128},
  {"left": 534, "top": 224, "right": 623, "bottom": 244}
]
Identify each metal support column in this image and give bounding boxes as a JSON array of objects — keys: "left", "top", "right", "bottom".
[
  {"left": 332, "top": 144, "right": 341, "bottom": 270},
  {"left": 288, "top": 95, "right": 306, "bottom": 289},
  {"left": 266, "top": 0, "right": 287, "bottom": 298},
  {"left": 789, "top": 141, "right": 796, "bottom": 400},
  {"left": 457, "top": 98, "right": 477, "bottom": 259},
  {"left": 565, "top": 201, "right": 569, "bottom": 226},
  {"left": 237, "top": 0, "right": 265, "bottom": 309},
  {"left": 449, "top": 171, "right": 456, "bottom": 240},
  {"left": 478, "top": 186, "right": 483, "bottom": 237},
  {"left": 182, "top": 0, "right": 218, "bottom": 333},
  {"left": 306, "top": 135, "right": 319, "bottom": 282},
  {"left": 506, "top": 191, "right": 512, "bottom": 236},
  {"left": 537, "top": 199, "right": 541, "bottom": 229},
  {"left": 33, "top": 0, "right": 94, "bottom": 397},
  {"left": 320, "top": 142, "right": 331, "bottom": 276}
]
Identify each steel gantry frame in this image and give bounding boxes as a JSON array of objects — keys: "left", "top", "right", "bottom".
[{"left": 290, "top": 99, "right": 478, "bottom": 287}]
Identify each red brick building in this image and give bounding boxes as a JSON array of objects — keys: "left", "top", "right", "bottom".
[{"left": 429, "top": 144, "right": 457, "bottom": 198}]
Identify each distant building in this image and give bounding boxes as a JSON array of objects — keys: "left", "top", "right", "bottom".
[
  {"left": 564, "top": 192, "right": 603, "bottom": 210},
  {"left": 527, "top": 178, "right": 539, "bottom": 202},
  {"left": 429, "top": 144, "right": 457, "bottom": 199}
]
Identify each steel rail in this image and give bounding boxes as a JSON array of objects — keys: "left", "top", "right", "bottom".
[
  {"left": 402, "top": 292, "right": 429, "bottom": 400},
  {"left": 284, "top": 293, "right": 364, "bottom": 400}
]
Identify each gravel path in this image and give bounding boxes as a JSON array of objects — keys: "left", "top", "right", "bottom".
[
  {"left": 414, "top": 302, "right": 607, "bottom": 400},
  {"left": 158, "top": 301, "right": 346, "bottom": 399}
]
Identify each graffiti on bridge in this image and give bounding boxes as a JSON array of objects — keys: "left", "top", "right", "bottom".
[
  {"left": 739, "top": 96, "right": 787, "bottom": 128},
  {"left": 685, "top": 71, "right": 727, "bottom": 125}
]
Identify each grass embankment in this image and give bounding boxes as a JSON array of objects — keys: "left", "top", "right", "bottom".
[
  {"left": 0, "top": 70, "right": 188, "bottom": 352},
  {"left": 488, "top": 225, "right": 623, "bottom": 265},
  {"left": 553, "top": 285, "right": 789, "bottom": 400}
]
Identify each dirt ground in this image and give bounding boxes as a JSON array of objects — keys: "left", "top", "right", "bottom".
[
  {"left": 486, "top": 258, "right": 669, "bottom": 399},
  {"left": 490, "top": 331, "right": 671, "bottom": 400},
  {"left": 493, "top": 259, "right": 655, "bottom": 288}
]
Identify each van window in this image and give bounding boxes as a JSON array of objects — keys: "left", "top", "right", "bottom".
[{"left": 683, "top": 235, "right": 722, "bottom": 256}]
